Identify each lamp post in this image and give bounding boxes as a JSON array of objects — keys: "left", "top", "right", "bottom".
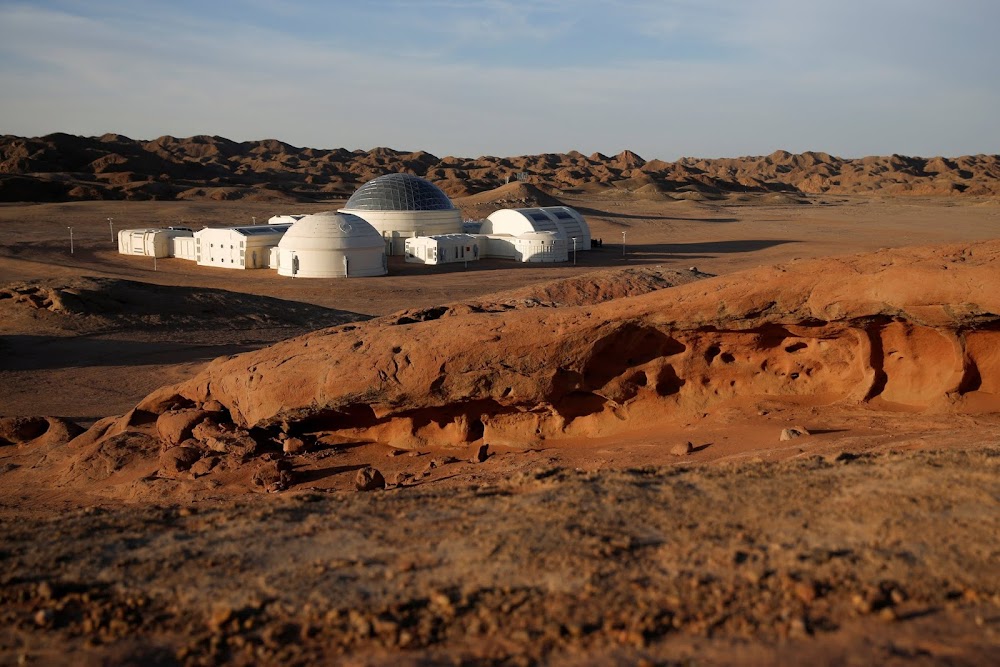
[
  {"left": 68, "top": 226, "right": 74, "bottom": 254},
  {"left": 571, "top": 237, "right": 577, "bottom": 265},
  {"left": 108, "top": 217, "right": 114, "bottom": 244},
  {"left": 621, "top": 231, "right": 627, "bottom": 257}
]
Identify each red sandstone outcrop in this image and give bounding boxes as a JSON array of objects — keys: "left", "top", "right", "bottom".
[
  {"left": 69, "top": 241, "right": 1000, "bottom": 464},
  {"left": 1, "top": 133, "right": 997, "bottom": 202}
]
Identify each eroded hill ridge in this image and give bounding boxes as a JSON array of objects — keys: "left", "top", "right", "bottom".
[
  {"left": 67, "top": 241, "right": 1000, "bottom": 483},
  {"left": 1, "top": 133, "right": 998, "bottom": 202}
]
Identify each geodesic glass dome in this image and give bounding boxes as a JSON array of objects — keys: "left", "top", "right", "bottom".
[{"left": 344, "top": 173, "right": 455, "bottom": 212}]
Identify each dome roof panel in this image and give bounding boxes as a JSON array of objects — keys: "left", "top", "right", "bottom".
[{"left": 344, "top": 173, "right": 455, "bottom": 212}]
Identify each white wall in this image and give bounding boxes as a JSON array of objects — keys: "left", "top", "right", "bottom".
[
  {"left": 340, "top": 209, "right": 463, "bottom": 256},
  {"left": 195, "top": 228, "right": 286, "bottom": 270},
  {"left": 404, "top": 235, "right": 480, "bottom": 265}
]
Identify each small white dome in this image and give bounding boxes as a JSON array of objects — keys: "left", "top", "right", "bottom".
[
  {"left": 278, "top": 211, "right": 384, "bottom": 252},
  {"left": 277, "top": 211, "right": 387, "bottom": 278}
]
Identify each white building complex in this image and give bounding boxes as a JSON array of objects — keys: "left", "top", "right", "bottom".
[
  {"left": 194, "top": 224, "right": 290, "bottom": 270},
  {"left": 340, "top": 174, "right": 463, "bottom": 256},
  {"left": 114, "top": 174, "right": 593, "bottom": 275},
  {"left": 276, "top": 211, "right": 387, "bottom": 278}
]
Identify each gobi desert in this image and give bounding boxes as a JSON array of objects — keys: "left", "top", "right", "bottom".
[{"left": 2, "top": 132, "right": 999, "bottom": 666}]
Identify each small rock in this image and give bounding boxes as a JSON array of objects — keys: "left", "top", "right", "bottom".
[
  {"left": 34, "top": 609, "right": 53, "bottom": 627},
  {"left": 252, "top": 460, "right": 293, "bottom": 492},
  {"left": 779, "top": 426, "right": 810, "bottom": 441},
  {"left": 670, "top": 441, "right": 693, "bottom": 456},
  {"left": 155, "top": 410, "right": 210, "bottom": 447},
  {"left": 472, "top": 444, "right": 489, "bottom": 463},
  {"left": 355, "top": 467, "right": 385, "bottom": 491},
  {"left": 159, "top": 446, "right": 202, "bottom": 474},
  {"left": 189, "top": 456, "right": 219, "bottom": 477},
  {"left": 201, "top": 400, "right": 226, "bottom": 413},
  {"left": 387, "top": 449, "right": 404, "bottom": 457},
  {"left": 282, "top": 437, "right": 306, "bottom": 455},
  {"left": 207, "top": 604, "right": 234, "bottom": 632},
  {"left": 391, "top": 471, "right": 414, "bottom": 487},
  {"left": 794, "top": 581, "right": 817, "bottom": 603},
  {"left": 36, "top": 581, "right": 54, "bottom": 601}
]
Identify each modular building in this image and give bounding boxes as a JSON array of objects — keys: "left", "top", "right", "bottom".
[
  {"left": 512, "top": 231, "right": 567, "bottom": 262},
  {"left": 481, "top": 206, "right": 591, "bottom": 251},
  {"left": 340, "top": 174, "right": 463, "bottom": 256},
  {"left": 117, "top": 228, "right": 193, "bottom": 258},
  {"left": 404, "top": 234, "right": 480, "bottom": 265},
  {"left": 276, "top": 212, "right": 386, "bottom": 278},
  {"left": 171, "top": 235, "right": 197, "bottom": 261},
  {"left": 194, "top": 224, "right": 290, "bottom": 270}
]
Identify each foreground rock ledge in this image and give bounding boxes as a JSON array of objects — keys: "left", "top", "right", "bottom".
[{"left": 76, "top": 241, "right": 1000, "bottom": 454}]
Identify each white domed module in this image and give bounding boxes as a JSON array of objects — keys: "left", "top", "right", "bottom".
[
  {"left": 276, "top": 212, "right": 386, "bottom": 278},
  {"left": 340, "top": 173, "right": 463, "bottom": 256},
  {"left": 482, "top": 206, "right": 591, "bottom": 250}
]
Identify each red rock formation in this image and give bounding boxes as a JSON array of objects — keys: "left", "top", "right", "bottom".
[{"left": 104, "top": 241, "right": 1000, "bottom": 455}]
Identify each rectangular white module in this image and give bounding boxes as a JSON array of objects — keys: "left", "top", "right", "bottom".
[
  {"left": 404, "top": 234, "right": 481, "bottom": 265},
  {"left": 194, "top": 224, "right": 290, "bottom": 270},
  {"left": 117, "top": 228, "right": 193, "bottom": 259}
]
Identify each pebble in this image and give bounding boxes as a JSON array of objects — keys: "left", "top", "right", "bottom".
[
  {"left": 779, "top": 426, "right": 810, "bottom": 441},
  {"left": 282, "top": 437, "right": 306, "bottom": 455},
  {"left": 670, "top": 441, "right": 693, "bottom": 456},
  {"left": 355, "top": 467, "right": 385, "bottom": 491}
]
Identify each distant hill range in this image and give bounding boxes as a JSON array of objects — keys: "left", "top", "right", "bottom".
[{"left": 1, "top": 132, "right": 998, "bottom": 202}]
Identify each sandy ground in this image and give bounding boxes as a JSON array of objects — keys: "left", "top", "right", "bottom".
[{"left": 1, "top": 192, "right": 999, "bottom": 664}]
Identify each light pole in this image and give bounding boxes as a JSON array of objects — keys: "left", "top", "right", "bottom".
[
  {"left": 571, "top": 237, "right": 577, "bottom": 265},
  {"left": 108, "top": 217, "right": 114, "bottom": 244},
  {"left": 621, "top": 231, "right": 627, "bottom": 257},
  {"left": 68, "top": 227, "right": 74, "bottom": 254}
]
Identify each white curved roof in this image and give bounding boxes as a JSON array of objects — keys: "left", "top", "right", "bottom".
[
  {"left": 483, "top": 206, "right": 590, "bottom": 247},
  {"left": 278, "top": 211, "right": 384, "bottom": 251},
  {"left": 515, "top": 231, "right": 561, "bottom": 241}
]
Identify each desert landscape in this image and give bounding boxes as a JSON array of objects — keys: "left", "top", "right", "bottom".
[{"left": 1, "top": 135, "right": 999, "bottom": 665}]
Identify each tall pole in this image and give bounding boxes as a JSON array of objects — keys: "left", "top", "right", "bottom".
[
  {"left": 572, "top": 237, "right": 577, "bottom": 265},
  {"left": 108, "top": 217, "right": 114, "bottom": 243},
  {"left": 68, "top": 227, "right": 74, "bottom": 254},
  {"left": 621, "top": 231, "right": 627, "bottom": 257}
]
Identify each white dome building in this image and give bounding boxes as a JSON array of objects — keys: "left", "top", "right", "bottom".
[
  {"left": 276, "top": 211, "right": 386, "bottom": 278},
  {"left": 482, "top": 206, "right": 591, "bottom": 251},
  {"left": 340, "top": 174, "right": 463, "bottom": 256}
]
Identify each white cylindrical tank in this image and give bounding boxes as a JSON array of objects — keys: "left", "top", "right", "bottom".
[
  {"left": 513, "top": 231, "right": 568, "bottom": 263},
  {"left": 277, "top": 211, "right": 386, "bottom": 278}
]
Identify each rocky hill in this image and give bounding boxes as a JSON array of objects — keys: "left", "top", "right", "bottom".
[{"left": 1, "top": 133, "right": 998, "bottom": 202}]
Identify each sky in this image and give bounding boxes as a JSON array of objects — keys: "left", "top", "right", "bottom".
[{"left": 0, "top": 0, "right": 998, "bottom": 160}]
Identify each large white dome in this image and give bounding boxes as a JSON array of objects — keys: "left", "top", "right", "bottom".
[{"left": 276, "top": 211, "right": 386, "bottom": 278}]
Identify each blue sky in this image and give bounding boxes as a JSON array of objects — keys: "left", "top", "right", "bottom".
[{"left": 1, "top": 0, "right": 997, "bottom": 160}]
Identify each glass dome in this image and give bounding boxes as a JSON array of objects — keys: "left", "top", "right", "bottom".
[{"left": 344, "top": 173, "right": 455, "bottom": 212}]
